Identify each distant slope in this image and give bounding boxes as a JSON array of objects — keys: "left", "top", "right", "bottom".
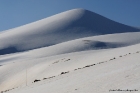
[
  {"left": 1, "top": 32, "right": 140, "bottom": 63},
  {"left": 13, "top": 32, "right": 140, "bottom": 58},
  {"left": 0, "top": 9, "right": 139, "bottom": 55}
]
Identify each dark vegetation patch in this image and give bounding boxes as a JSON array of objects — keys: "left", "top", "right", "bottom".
[
  {"left": 52, "top": 61, "right": 59, "bottom": 64},
  {"left": 33, "top": 79, "right": 41, "bottom": 83},
  {"left": 64, "top": 59, "right": 70, "bottom": 62},
  {"left": 61, "top": 71, "right": 69, "bottom": 75}
]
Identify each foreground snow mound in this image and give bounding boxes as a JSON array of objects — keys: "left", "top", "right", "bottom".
[
  {"left": 0, "top": 8, "right": 139, "bottom": 55},
  {"left": 1, "top": 32, "right": 140, "bottom": 92},
  {"left": 0, "top": 43, "right": 140, "bottom": 93}
]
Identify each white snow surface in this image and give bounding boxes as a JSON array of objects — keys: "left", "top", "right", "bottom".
[
  {"left": 0, "top": 42, "right": 140, "bottom": 93},
  {"left": 0, "top": 9, "right": 139, "bottom": 55},
  {"left": 0, "top": 9, "right": 140, "bottom": 93}
]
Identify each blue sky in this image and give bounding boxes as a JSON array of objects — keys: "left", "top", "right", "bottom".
[{"left": 0, "top": 0, "right": 140, "bottom": 31}]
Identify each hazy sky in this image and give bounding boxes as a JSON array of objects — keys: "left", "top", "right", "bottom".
[{"left": 0, "top": 0, "right": 140, "bottom": 31}]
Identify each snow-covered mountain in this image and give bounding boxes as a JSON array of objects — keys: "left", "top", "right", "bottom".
[
  {"left": 0, "top": 9, "right": 140, "bottom": 93},
  {"left": 0, "top": 9, "right": 139, "bottom": 55}
]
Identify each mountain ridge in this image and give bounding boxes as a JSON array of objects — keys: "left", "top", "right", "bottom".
[{"left": 0, "top": 8, "right": 139, "bottom": 55}]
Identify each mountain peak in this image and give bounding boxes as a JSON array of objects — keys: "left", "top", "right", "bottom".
[
  {"left": 0, "top": 9, "right": 139, "bottom": 55},
  {"left": 68, "top": 8, "right": 88, "bottom": 12}
]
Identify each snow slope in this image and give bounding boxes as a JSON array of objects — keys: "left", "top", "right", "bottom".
[
  {"left": 0, "top": 9, "right": 139, "bottom": 55},
  {"left": 0, "top": 8, "right": 140, "bottom": 93},
  {"left": 0, "top": 32, "right": 140, "bottom": 92},
  {"left": 0, "top": 32, "right": 140, "bottom": 60},
  {"left": 0, "top": 42, "right": 140, "bottom": 93},
  {"left": 23, "top": 32, "right": 140, "bottom": 58}
]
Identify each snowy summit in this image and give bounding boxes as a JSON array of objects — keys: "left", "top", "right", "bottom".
[
  {"left": 0, "top": 9, "right": 139, "bottom": 55},
  {"left": 0, "top": 9, "right": 140, "bottom": 93}
]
